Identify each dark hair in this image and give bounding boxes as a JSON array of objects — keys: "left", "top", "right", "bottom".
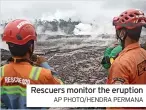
[
  {"left": 127, "top": 26, "right": 142, "bottom": 41},
  {"left": 7, "top": 40, "right": 34, "bottom": 57}
]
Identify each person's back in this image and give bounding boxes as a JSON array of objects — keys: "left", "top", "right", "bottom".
[
  {"left": 108, "top": 43, "right": 146, "bottom": 84},
  {"left": 1, "top": 62, "right": 61, "bottom": 84},
  {"left": 1, "top": 62, "right": 61, "bottom": 109},
  {"left": 0, "top": 19, "right": 63, "bottom": 109}
]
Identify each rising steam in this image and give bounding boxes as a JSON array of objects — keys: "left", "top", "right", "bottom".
[{"left": 0, "top": 0, "right": 146, "bottom": 50}]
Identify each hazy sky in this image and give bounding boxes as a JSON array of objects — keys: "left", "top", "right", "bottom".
[
  {"left": 0, "top": 0, "right": 146, "bottom": 23},
  {"left": 0, "top": 0, "right": 146, "bottom": 49}
]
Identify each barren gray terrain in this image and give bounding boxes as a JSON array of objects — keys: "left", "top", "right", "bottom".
[
  {"left": 1, "top": 34, "right": 116, "bottom": 84},
  {"left": 1, "top": 34, "right": 146, "bottom": 85}
]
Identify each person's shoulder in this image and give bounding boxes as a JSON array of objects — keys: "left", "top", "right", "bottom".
[
  {"left": 39, "top": 67, "right": 52, "bottom": 76},
  {"left": 122, "top": 46, "right": 146, "bottom": 60},
  {"left": 113, "top": 50, "right": 135, "bottom": 68},
  {"left": 37, "top": 67, "right": 54, "bottom": 81},
  {"left": 38, "top": 67, "right": 63, "bottom": 84},
  {"left": 110, "top": 54, "right": 133, "bottom": 76},
  {"left": 1, "top": 63, "right": 11, "bottom": 68}
]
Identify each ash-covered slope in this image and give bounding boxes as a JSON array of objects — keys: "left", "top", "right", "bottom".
[
  {"left": 36, "top": 34, "right": 114, "bottom": 84},
  {"left": 2, "top": 34, "right": 145, "bottom": 84},
  {"left": 1, "top": 34, "right": 111, "bottom": 84}
]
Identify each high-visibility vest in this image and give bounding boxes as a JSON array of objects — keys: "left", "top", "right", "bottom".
[
  {"left": 29, "top": 66, "right": 42, "bottom": 80},
  {"left": 0, "top": 66, "right": 42, "bottom": 80},
  {"left": 0, "top": 65, "right": 64, "bottom": 84},
  {"left": 0, "top": 66, "right": 5, "bottom": 77},
  {"left": 0, "top": 65, "right": 62, "bottom": 109}
]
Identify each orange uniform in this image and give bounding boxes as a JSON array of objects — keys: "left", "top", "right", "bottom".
[
  {"left": 107, "top": 43, "right": 146, "bottom": 84},
  {"left": 106, "top": 43, "right": 146, "bottom": 110},
  {"left": 0, "top": 62, "right": 63, "bottom": 109},
  {"left": 1, "top": 62, "right": 62, "bottom": 85}
]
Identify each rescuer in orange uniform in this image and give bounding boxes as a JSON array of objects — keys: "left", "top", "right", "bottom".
[
  {"left": 106, "top": 9, "right": 146, "bottom": 110},
  {"left": 0, "top": 19, "right": 63, "bottom": 109}
]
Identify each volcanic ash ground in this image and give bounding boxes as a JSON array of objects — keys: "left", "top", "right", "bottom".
[{"left": 1, "top": 34, "right": 123, "bottom": 84}]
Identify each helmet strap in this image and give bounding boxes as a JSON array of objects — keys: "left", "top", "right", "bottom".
[
  {"left": 116, "top": 29, "right": 127, "bottom": 49},
  {"left": 28, "top": 43, "right": 34, "bottom": 58}
]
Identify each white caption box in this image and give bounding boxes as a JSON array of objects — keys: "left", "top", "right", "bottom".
[{"left": 27, "top": 85, "right": 146, "bottom": 107}]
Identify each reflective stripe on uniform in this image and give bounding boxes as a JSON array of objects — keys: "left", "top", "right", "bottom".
[
  {"left": 1, "top": 85, "right": 26, "bottom": 96},
  {"left": 0, "top": 66, "right": 5, "bottom": 77},
  {"left": 29, "top": 67, "right": 42, "bottom": 80}
]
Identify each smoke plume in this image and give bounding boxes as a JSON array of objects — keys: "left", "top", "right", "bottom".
[{"left": 0, "top": 0, "right": 146, "bottom": 49}]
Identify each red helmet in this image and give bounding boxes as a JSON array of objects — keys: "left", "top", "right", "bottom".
[
  {"left": 113, "top": 9, "right": 146, "bottom": 30},
  {"left": 2, "top": 19, "right": 37, "bottom": 45}
]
